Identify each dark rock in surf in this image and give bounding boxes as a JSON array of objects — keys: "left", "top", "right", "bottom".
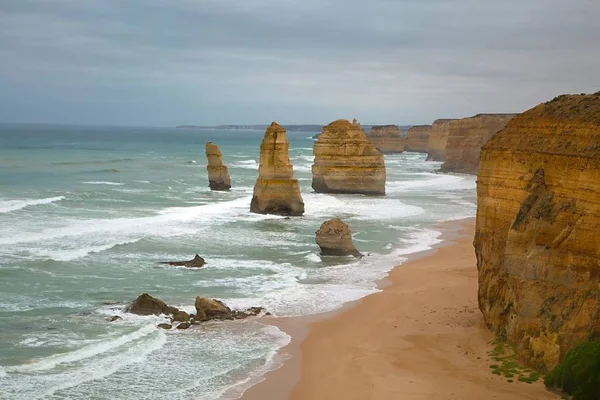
[
  {"left": 176, "top": 322, "right": 191, "bottom": 330},
  {"left": 172, "top": 311, "right": 190, "bottom": 322},
  {"left": 125, "top": 293, "right": 179, "bottom": 316},
  {"left": 158, "top": 323, "right": 172, "bottom": 330},
  {"left": 160, "top": 254, "right": 206, "bottom": 268}
]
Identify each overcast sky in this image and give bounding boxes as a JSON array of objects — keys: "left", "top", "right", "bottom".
[{"left": 0, "top": 0, "right": 598, "bottom": 126}]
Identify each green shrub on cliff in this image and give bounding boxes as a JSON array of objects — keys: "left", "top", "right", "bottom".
[{"left": 544, "top": 341, "right": 600, "bottom": 400}]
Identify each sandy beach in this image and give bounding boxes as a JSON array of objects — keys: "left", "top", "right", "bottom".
[{"left": 242, "top": 218, "right": 559, "bottom": 400}]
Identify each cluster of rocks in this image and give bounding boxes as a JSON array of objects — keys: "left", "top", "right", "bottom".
[{"left": 118, "top": 293, "right": 266, "bottom": 330}]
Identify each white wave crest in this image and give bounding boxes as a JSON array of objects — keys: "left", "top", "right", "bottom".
[{"left": 0, "top": 196, "right": 65, "bottom": 213}]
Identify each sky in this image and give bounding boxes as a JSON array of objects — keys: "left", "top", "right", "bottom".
[{"left": 0, "top": 0, "right": 599, "bottom": 126}]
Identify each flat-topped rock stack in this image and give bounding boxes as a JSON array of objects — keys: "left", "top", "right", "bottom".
[
  {"left": 250, "top": 122, "right": 305, "bottom": 216},
  {"left": 475, "top": 93, "right": 600, "bottom": 371},
  {"left": 367, "top": 124, "right": 405, "bottom": 153},
  {"left": 439, "top": 114, "right": 516, "bottom": 174},
  {"left": 205, "top": 142, "right": 231, "bottom": 191},
  {"left": 312, "top": 119, "right": 386, "bottom": 196},
  {"left": 405, "top": 125, "right": 432, "bottom": 153},
  {"left": 426, "top": 119, "right": 456, "bottom": 161}
]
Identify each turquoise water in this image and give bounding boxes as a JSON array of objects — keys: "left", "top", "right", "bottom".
[{"left": 0, "top": 123, "right": 477, "bottom": 399}]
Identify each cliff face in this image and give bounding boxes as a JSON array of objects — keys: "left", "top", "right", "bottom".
[
  {"left": 440, "top": 114, "right": 516, "bottom": 174},
  {"left": 205, "top": 142, "right": 231, "bottom": 191},
  {"left": 367, "top": 124, "right": 405, "bottom": 154},
  {"left": 251, "top": 122, "right": 305, "bottom": 216},
  {"left": 313, "top": 119, "right": 386, "bottom": 195},
  {"left": 405, "top": 125, "right": 431, "bottom": 153},
  {"left": 426, "top": 119, "right": 455, "bottom": 161},
  {"left": 474, "top": 94, "right": 600, "bottom": 371}
]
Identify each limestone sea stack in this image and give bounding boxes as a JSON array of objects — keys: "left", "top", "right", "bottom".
[
  {"left": 250, "top": 122, "right": 304, "bottom": 216},
  {"left": 425, "top": 119, "right": 455, "bottom": 161},
  {"left": 439, "top": 114, "right": 516, "bottom": 174},
  {"left": 316, "top": 218, "right": 363, "bottom": 257},
  {"left": 474, "top": 93, "right": 600, "bottom": 371},
  {"left": 367, "top": 124, "right": 405, "bottom": 153},
  {"left": 405, "top": 125, "right": 432, "bottom": 153},
  {"left": 312, "top": 119, "right": 386, "bottom": 195},
  {"left": 205, "top": 142, "right": 231, "bottom": 191}
]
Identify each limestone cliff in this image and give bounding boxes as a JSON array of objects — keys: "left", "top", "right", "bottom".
[
  {"left": 440, "top": 114, "right": 516, "bottom": 174},
  {"left": 367, "top": 124, "right": 405, "bottom": 153},
  {"left": 251, "top": 122, "right": 304, "bottom": 216},
  {"left": 205, "top": 142, "right": 231, "bottom": 191},
  {"left": 405, "top": 125, "right": 431, "bottom": 153},
  {"left": 426, "top": 119, "right": 455, "bottom": 161},
  {"left": 474, "top": 93, "right": 600, "bottom": 372},
  {"left": 313, "top": 119, "right": 386, "bottom": 195}
]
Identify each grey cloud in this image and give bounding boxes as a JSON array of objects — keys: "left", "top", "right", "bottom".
[{"left": 0, "top": 0, "right": 598, "bottom": 125}]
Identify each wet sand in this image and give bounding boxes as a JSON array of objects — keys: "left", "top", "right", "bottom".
[{"left": 242, "top": 218, "right": 558, "bottom": 400}]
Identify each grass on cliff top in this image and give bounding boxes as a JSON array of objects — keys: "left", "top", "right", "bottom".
[
  {"left": 543, "top": 93, "right": 600, "bottom": 124},
  {"left": 544, "top": 341, "right": 600, "bottom": 400},
  {"left": 488, "top": 339, "right": 541, "bottom": 384}
]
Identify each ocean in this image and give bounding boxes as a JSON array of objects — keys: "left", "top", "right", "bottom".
[{"left": 0, "top": 123, "right": 477, "bottom": 399}]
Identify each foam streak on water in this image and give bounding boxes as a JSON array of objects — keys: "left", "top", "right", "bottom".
[{"left": 0, "top": 124, "right": 477, "bottom": 399}]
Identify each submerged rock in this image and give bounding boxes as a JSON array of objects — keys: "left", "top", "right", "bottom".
[
  {"left": 316, "top": 218, "right": 363, "bottom": 257},
  {"left": 125, "top": 293, "right": 179, "bottom": 316},
  {"left": 160, "top": 254, "right": 206, "bottom": 268},
  {"left": 108, "top": 315, "right": 122, "bottom": 322},
  {"left": 250, "top": 122, "right": 304, "bottom": 216},
  {"left": 158, "top": 323, "right": 172, "bottom": 330},
  {"left": 205, "top": 142, "right": 231, "bottom": 191},
  {"left": 176, "top": 322, "right": 191, "bottom": 330},
  {"left": 313, "top": 119, "right": 386, "bottom": 195},
  {"left": 172, "top": 311, "right": 190, "bottom": 322}
]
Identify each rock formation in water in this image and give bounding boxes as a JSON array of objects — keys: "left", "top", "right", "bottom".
[
  {"left": 160, "top": 254, "right": 206, "bottom": 268},
  {"left": 125, "top": 293, "right": 180, "bottom": 316},
  {"left": 474, "top": 93, "right": 600, "bottom": 371},
  {"left": 439, "top": 114, "right": 516, "bottom": 174},
  {"left": 194, "top": 296, "right": 264, "bottom": 322},
  {"left": 250, "top": 122, "right": 305, "bottom": 216},
  {"left": 205, "top": 142, "right": 231, "bottom": 191},
  {"left": 312, "top": 119, "right": 386, "bottom": 195},
  {"left": 405, "top": 125, "right": 432, "bottom": 153},
  {"left": 367, "top": 124, "right": 405, "bottom": 153},
  {"left": 316, "top": 218, "right": 363, "bottom": 257},
  {"left": 426, "top": 119, "right": 456, "bottom": 161}
]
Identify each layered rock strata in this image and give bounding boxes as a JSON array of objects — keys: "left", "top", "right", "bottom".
[
  {"left": 250, "top": 122, "right": 304, "bottom": 216},
  {"left": 474, "top": 93, "right": 600, "bottom": 371},
  {"left": 426, "top": 119, "right": 455, "bottom": 161},
  {"left": 316, "top": 218, "right": 363, "bottom": 257},
  {"left": 205, "top": 142, "right": 231, "bottom": 191},
  {"left": 405, "top": 125, "right": 432, "bottom": 153},
  {"left": 313, "top": 119, "right": 386, "bottom": 195},
  {"left": 440, "top": 114, "right": 516, "bottom": 174},
  {"left": 367, "top": 124, "right": 405, "bottom": 153}
]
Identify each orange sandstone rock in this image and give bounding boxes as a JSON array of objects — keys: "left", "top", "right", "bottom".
[
  {"left": 312, "top": 119, "right": 386, "bottom": 195},
  {"left": 205, "top": 142, "right": 231, "bottom": 191},
  {"left": 426, "top": 119, "right": 456, "bottom": 161},
  {"left": 440, "top": 114, "right": 516, "bottom": 174},
  {"left": 474, "top": 93, "right": 600, "bottom": 371},
  {"left": 367, "top": 124, "right": 405, "bottom": 153},
  {"left": 251, "top": 122, "right": 304, "bottom": 216},
  {"left": 405, "top": 125, "right": 431, "bottom": 153}
]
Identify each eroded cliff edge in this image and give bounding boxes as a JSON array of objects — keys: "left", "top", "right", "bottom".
[
  {"left": 367, "top": 124, "right": 405, "bottom": 154},
  {"left": 426, "top": 119, "right": 455, "bottom": 161},
  {"left": 440, "top": 114, "right": 516, "bottom": 174},
  {"left": 474, "top": 94, "right": 600, "bottom": 371}
]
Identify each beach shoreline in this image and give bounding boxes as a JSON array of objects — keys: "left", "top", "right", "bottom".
[{"left": 241, "top": 217, "right": 559, "bottom": 400}]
